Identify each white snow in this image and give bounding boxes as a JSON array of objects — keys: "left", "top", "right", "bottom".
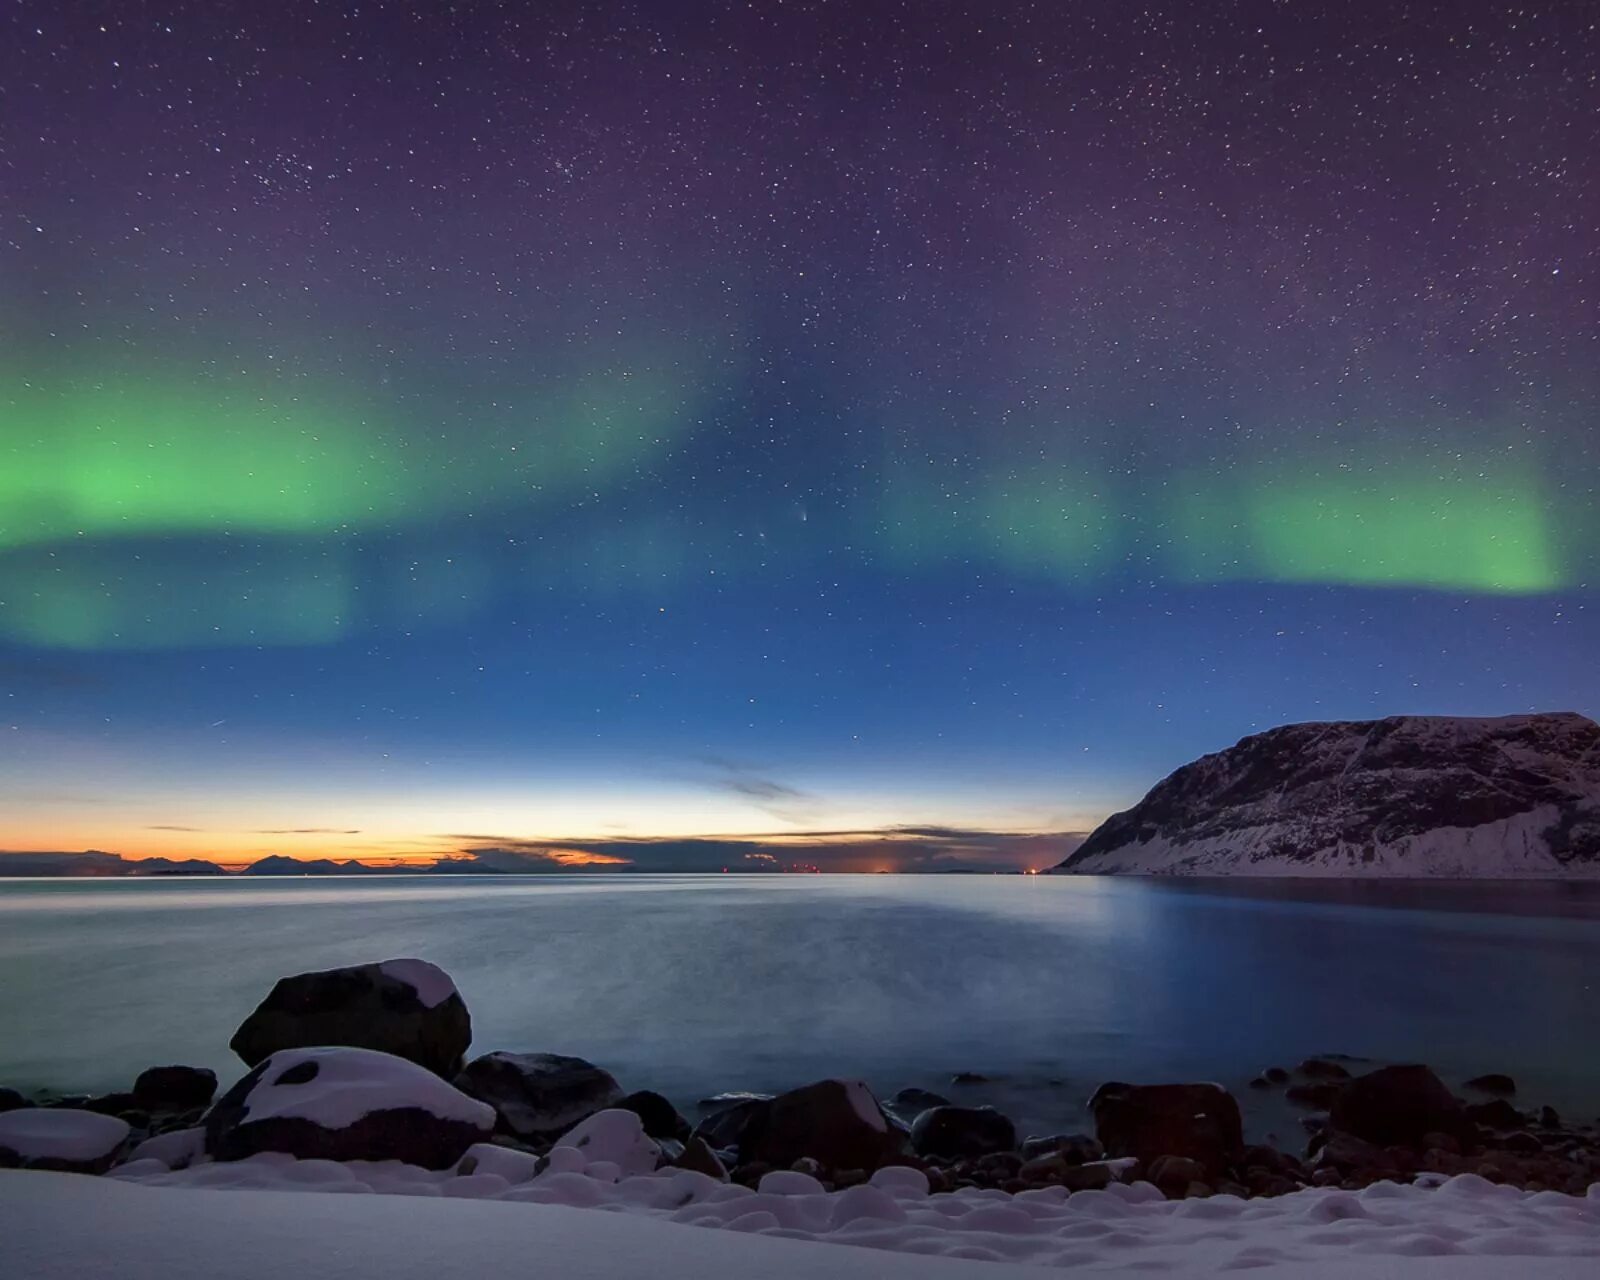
[
  {"left": 456, "top": 1142, "right": 542, "bottom": 1183},
  {"left": 240, "top": 1046, "right": 495, "bottom": 1131},
  {"left": 376, "top": 958, "right": 459, "bottom": 1009},
  {"left": 95, "top": 1138, "right": 1600, "bottom": 1273},
  {"left": 0, "top": 1108, "right": 129, "bottom": 1163},
  {"left": 126, "top": 1126, "right": 206, "bottom": 1170},
  {"left": 551, "top": 1109, "right": 660, "bottom": 1178}
]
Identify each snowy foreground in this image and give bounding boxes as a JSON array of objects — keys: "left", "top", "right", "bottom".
[{"left": 6, "top": 1150, "right": 1595, "bottom": 1278}]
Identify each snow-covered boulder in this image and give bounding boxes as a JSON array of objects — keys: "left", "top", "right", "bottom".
[
  {"left": 0, "top": 1107, "right": 130, "bottom": 1173},
  {"left": 133, "top": 1065, "right": 217, "bottom": 1113},
  {"left": 1055, "top": 712, "right": 1600, "bottom": 876},
  {"left": 1091, "top": 1082, "right": 1243, "bottom": 1177},
  {"left": 552, "top": 1108, "right": 661, "bottom": 1178},
  {"left": 230, "top": 959, "right": 472, "bottom": 1078},
  {"left": 909, "top": 1105, "right": 1017, "bottom": 1158},
  {"left": 121, "top": 1125, "right": 206, "bottom": 1171},
  {"left": 739, "top": 1079, "right": 904, "bottom": 1172},
  {"left": 452, "top": 1052, "right": 622, "bottom": 1141},
  {"left": 206, "top": 1046, "right": 494, "bottom": 1169}
]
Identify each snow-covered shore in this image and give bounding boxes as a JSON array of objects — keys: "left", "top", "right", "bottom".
[{"left": 4, "top": 1166, "right": 1598, "bottom": 1278}]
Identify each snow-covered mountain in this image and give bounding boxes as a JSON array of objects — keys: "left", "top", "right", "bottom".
[{"left": 1054, "top": 712, "right": 1600, "bottom": 877}]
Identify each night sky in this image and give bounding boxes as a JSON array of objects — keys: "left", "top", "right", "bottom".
[{"left": 2, "top": 2, "right": 1595, "bottom": 870}]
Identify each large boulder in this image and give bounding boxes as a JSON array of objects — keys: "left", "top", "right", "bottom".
[
  {"left": 452, "top": 1052, "right": 623, "bottom": 1141},
  {"left": 0, "top": 1088, "right": 33, "bottom": 1114},
  {"left": 737, "top": 1079, "right": 903, "bottom": 1172},
  {"left": 1090, "top": 1082, "right": 1243, "bottom": 1176},
  {"left": 1328, "top": 1064, "right": 1471, "bottom": 1146},
  {"left": 205, "top": 1045, "right": 494, "bottom": 1169},
  {"left": 691, "top": 1095, "right": 772, "bottom": 1153},
  {"left": 133, "top": 1065, "right": 217, "bottom": 1113},
  {"left": 0, "top": 1108, "right": 129, "bottom": 1173},
  {"left": 910, "top": 1105, "right": 1017, "bottom": 1158},
  {"left": 616, "top": 1089, "right": 689, "bottom": 1141},
  {"left": 230, "top": 959, "right": 471, "bottom": 1078}
]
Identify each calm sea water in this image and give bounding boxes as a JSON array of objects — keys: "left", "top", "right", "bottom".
[{"left": 2, "top": 874, "right": 1597, "bottom": 1141}]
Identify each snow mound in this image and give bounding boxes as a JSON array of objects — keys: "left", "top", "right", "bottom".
[
  {"left": 552, "top": 1109, "right": 660, "bottom": 1178},
  {"left": 0, "top": 1108, "right": 129, "bottom": 1165},
  {"left": 100, "top": 1142, "right": 1600, "bottom": 1272},
  {"left": 241, "top": 1046, "right": 494, "bottom": 1129},
  {"left": 376, "top": 959, "right": 459, "bottom": 1010}
]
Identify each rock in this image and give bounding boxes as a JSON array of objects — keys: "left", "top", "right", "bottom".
[
  {"left": 1501, "top": 1130, "right": 1543, "bottom": 1154},
  {"left": 1148, "top": 1154, "right": 1208, "bottom": 1196},
  {"left": 1019, "top": 1132, "right": 1102, "bottom": 1163},
  {"left": 82, "top": 1092, "right": 140, "bottom": 1117},
  {"left": 0, "top": 1088, "right": 31, "bottom": 1114},
  {"left": 1248, "top": 1076, "right": 1272, "bottom": 1090},
  {"left": 132, "top": 1065, "right": 217, "bottom": 1112},
  {"left": 909, "top": 1105, "right": 1017, "bottom": 1159},
  {"left": 455, "top": 1141, "right": 542, "bottom": 1183},
  {"left": 1538, "top": 1105, "right": 1560, "bottom": 1128},
  {"left": 790, "top": 1155, "right": 825, "bottom": 1177},
  {"left": 1285, "top": 1081, "right": 1344, "bottom": 1111},
  {"left": 691, "top": 1096, "right": 772, "bottom": 1152},
  {"left": 740, "top": 1079, "right": 903, "bottom": 1173},
  {"left": 673, "top": 1134, "right": 729, "bottom": 1180},
  {"left": 1019, "top": 1152, "right": 1114, "bottom": 1190},
  {"left": 1328, "top": 1065, "right": 1471, "bottom": 1147},
  {"left": 1297, "top": 1058, "right": 1352, "bottom": 1080},
  {"left": 616, "top": 1089, "right": 689, "bottom": 1141},
  {"left": 950, "top": 1072, "right": 990, "bottom": 1085},
  {"left": 1091, "top": 1082, "right": 1243, "bottom": 1177},
  {"left": 886, "top": 1087, "right": 950, "bottom": 1119},
  {"left": 1421, "top": 1131, "right": 1462, "bottom": 1155},
  {"left": 0, "top": 1108, "right": 130, "bottom": 1173},
  {"left": 453, "top": 1051, "right": 623, "bottom": 1141},
  {"left": 1464, "top": 1073, "right": 1517, "bottom": 1096},
  {"left": 1466, "top": 1099, "right": 1526, "bottom": 1129},
  {"left": 206, "top": 1045, "right": 494, "bottom": 1169},
  {"left": 230, "top": 958, "right": 471, "bottom": 1078},
  {"left": 1263, "top": 1067, "right": 1290, "bottom": 1084},
  {"left": 551, "top": 1108, "right": 660, "bottom": 1177}
]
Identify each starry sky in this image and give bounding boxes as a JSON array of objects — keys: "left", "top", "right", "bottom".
[{"left": 1, "top": 2, "right": 1596, "bottom": 870}]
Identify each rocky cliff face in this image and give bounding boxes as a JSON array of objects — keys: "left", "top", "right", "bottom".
[{"left": 1055, "top": 713, "right": 1600, "bottom": 876}]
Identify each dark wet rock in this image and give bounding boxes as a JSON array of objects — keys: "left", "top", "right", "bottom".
[
  {"left": 1329, "top": 1065, "right": 1471, "bottom": 1147},
  {"left": 740, "top": 1079, "right": 903, "bottom": 1172},
  {"left": 207, "top": 1046, "right": 493, "bottom": 1169},
  {"left": 1091, "top": 1082, "right": 1243, "bottom": 1177},
  {"left": 1466, "top": 1098, "right": 1526, "bottom": 1130},
  {"left": 1148, "top": 1154, "right": 1208, "bottom": 1196},
  {"left": 1538, "top": 1105, "right": 1560, "bottom": 1128},
  {"left": 453, "top": 1052, "right": 623, "bottom": 1141},
  {"left": 950, "top": 1071, "right": 990, "bottom": 1086},
  {"left": 133, "top": 1065, "right": 217, "bottom": 1113},
  {"left": 1020, "top": 1132, "right": 1102, "bottom": 1163},
  {"left": 1296, "top": 1058, "right": 1352, "bottom": 1081},
  {"left": 691, "top": 1096, "right": 771, "bottom": 1152},
  {"left": 910, "top": 1105, "right": 1017, "bottom": 1159},
  {"left": 668, "top": 1132, "right": 732, "bottom": 1177},
  {"left": 1248, "top": 1076, "right": 1273, "bottom": 1090},
  {"left": 1263, "top": 1067, "right": 1290, "bottom": 1084},
  {"left": 230, "top": 958, "right": 471, "bottom": 1078},
  {"left": 0, "top": 1088, "right": 30, "bottom": 1114},
  {"left": 1464, "top": 1073, "right": 1517, "bottom": 1097},
  {"left": 1502, "top": 1130, "right": 1544, "bottom": 1154},
  {"left": 82, "top": 1092, "right": 140, "bottom": 1116},
  {"left": 0, "top": 1108, "right": 129, "bottom": 1174},
  {"left": 617, "top": 1089, "right": 689, "bottom": 1141},
  {"left": 1285, "top": 1081, "right": 1344, "bottom": 1111},
  {"left": 1020, "top": 1151, "right": 1114, "bottom": 1190},
  {"left": 730, "top": 1159, "right": 774, "bottom": 1187},
  {"left": 886, "top": 1087, "right": 950, "bottom": 1120}
]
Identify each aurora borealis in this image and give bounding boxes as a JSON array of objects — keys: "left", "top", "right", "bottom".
[{"left": 2, "top": 2, "right": 1596, "bottom": 869}]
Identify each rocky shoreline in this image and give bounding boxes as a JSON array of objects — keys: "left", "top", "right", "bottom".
[{"left": 3, "top": 957, "right": 1597, "bottom": 1203}]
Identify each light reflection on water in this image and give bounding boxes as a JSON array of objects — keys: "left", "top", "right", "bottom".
[{"left": 1, "top": 874, "right": 1596, "bottom": 1141}]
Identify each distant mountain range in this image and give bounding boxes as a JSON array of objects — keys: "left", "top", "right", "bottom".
[
  {"left": 1054, "top": 712, "right": 1600, "bottom": 877},
  {"left": 0, "top": 851, "right": 499, "bottom": 878}
]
